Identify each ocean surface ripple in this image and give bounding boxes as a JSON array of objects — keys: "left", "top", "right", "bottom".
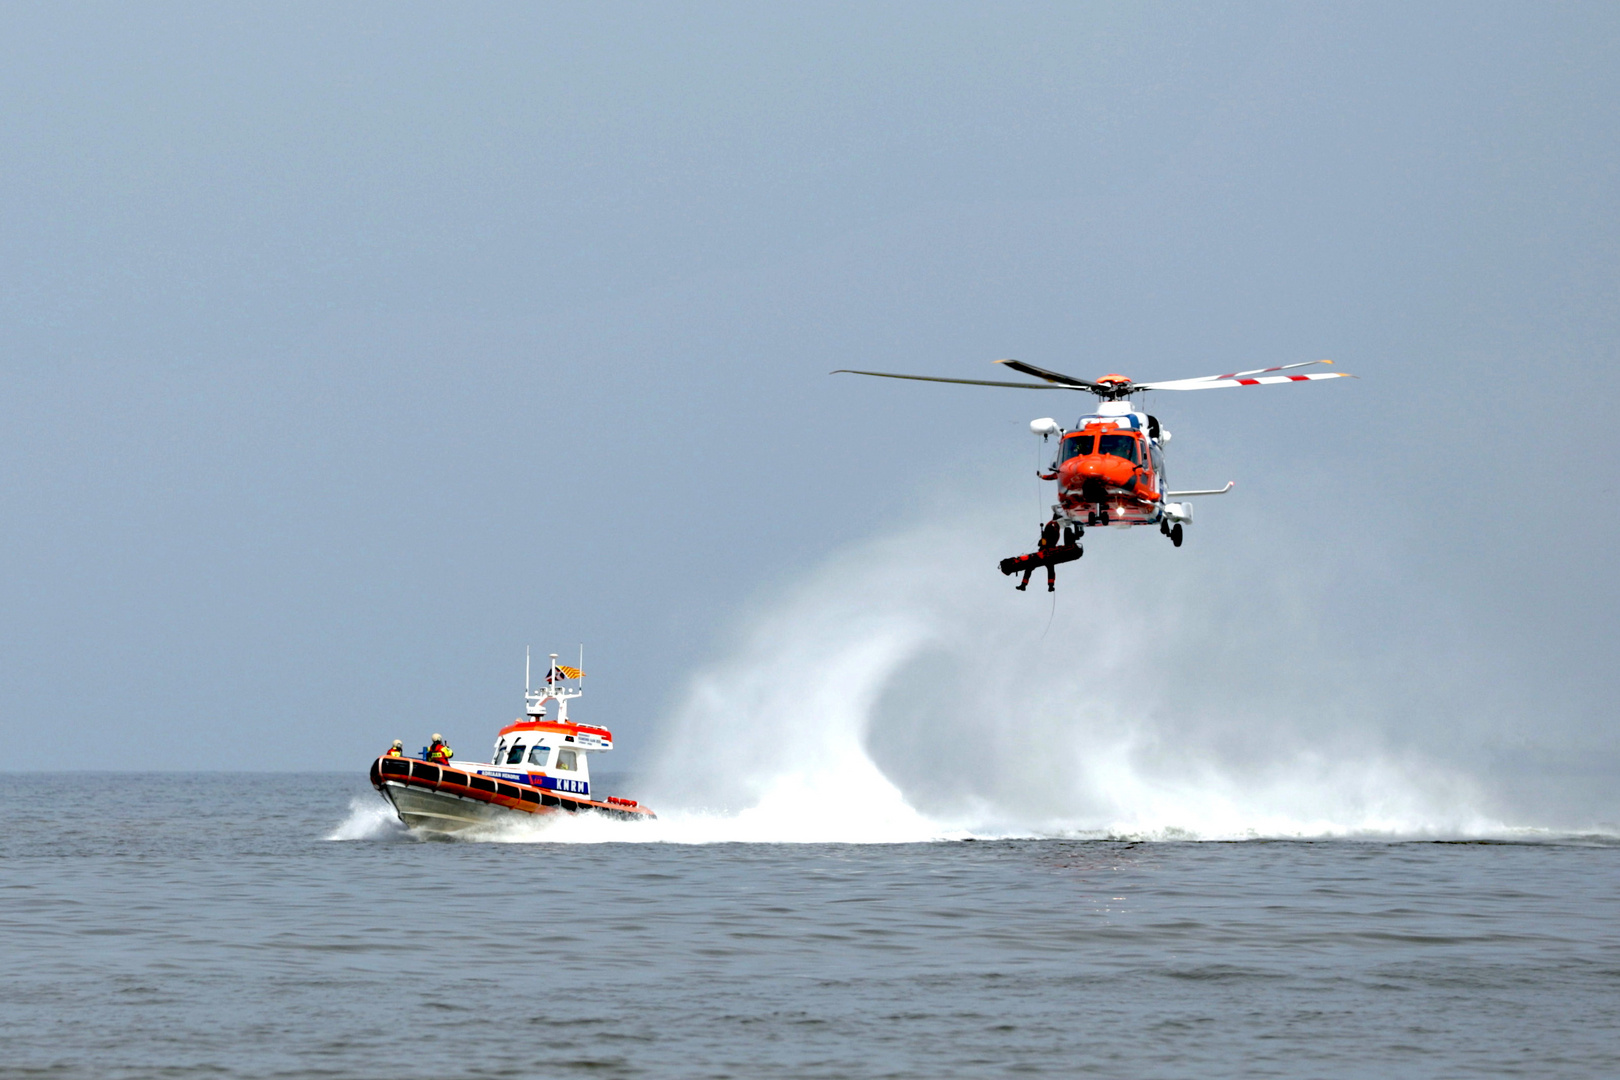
[{"left": 4, "top": 774, "right": 1619, "bottom": 1079}]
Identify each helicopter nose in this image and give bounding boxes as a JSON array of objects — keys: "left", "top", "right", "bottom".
[{"left": 1058, "top": 454, "right": 1135, "bottom": 490}]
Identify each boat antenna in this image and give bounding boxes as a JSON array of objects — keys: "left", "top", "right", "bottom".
[
  {"left": 549, "top": 653, "right": 561, "bottom": 720},
  {"left": 579, "top": 643, "right": 584, "bottom": 685},
  {"left": 525, "top": 646, "right": 531, "bottom": 693}
]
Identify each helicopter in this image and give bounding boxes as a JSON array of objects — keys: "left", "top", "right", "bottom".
[{"left": 833, "top": 358, "right": 1353, "bottom": 584}]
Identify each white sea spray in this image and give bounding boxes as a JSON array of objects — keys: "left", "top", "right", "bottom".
[{"left": 632, "top": 494, "right": 1507, "bottom": 843}]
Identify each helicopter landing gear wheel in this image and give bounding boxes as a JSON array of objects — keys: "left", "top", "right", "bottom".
[{"left": 1170, "top": 523, "right": 1183, "bottom": 547}]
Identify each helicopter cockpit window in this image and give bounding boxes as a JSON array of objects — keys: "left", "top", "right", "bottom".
[
  {"left": 1059, "top": 434, "right": 1094, "bottom": 461},
  {"left": 1099, "top": 434, "right": 1139, "bottom": 463}
]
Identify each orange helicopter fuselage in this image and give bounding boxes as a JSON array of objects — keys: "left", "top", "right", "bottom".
[{"left": 1051, "top": 418, "right": 1164, "bottom": 525}]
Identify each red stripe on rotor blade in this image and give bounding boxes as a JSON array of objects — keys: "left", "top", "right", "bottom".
[
  {"left": 1288, "top": 375, "right": 1308, "bottom": 381},
  {"left": 1238, "top": 378, "right": 1259, "bottom": 385}
]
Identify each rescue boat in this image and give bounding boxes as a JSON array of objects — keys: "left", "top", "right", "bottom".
[{"left": 370, "top": 653, "right": 655, "bottom": 833}]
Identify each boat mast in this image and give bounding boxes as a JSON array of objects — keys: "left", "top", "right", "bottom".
[{"left": 522, "top": 648, "right": 584, "bottom": 723}]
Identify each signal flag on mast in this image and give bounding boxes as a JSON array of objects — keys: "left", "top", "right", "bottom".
[{"left": 547, "top": 664, "right": 584, "bottom": 683}]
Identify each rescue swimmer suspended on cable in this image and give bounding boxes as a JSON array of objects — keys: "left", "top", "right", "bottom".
[{"left": 832, "top": 358, "right": 1354, "bottom": 589}]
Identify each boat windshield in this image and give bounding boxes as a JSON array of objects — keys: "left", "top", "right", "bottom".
[
  {"left": 505, "top": 743, "right": 526, "bottom": 765},
  {"left": 1099, "top": 433, "right": 1139, "bottom": 463},
  {"left": 555, "top": 749, "right": 578, "bottom": 771},
  {"left": 528, "top": 745, "right": 550, "bottom": 766}
]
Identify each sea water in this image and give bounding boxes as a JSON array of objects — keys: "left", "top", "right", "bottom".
[{"left": 4, "top": 773, "right": 1618, "bottom": 1079}]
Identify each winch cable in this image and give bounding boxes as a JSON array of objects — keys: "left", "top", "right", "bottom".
[
  {"left": 1036, "top": 424, "right": 1059, "bottom": 639},
  {"left": 1033, "top": 427, "right": 1045, "bottom": 518}
]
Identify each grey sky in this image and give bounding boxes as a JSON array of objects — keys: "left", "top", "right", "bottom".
[{"left": 1, "top": 3, "right": 1616, "bottom": 820}]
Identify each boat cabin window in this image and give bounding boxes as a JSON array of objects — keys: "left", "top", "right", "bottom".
[
  {"left": 528, "top": 745, "right": 551, "bottom": 766},
  {"left": 1059, "top": 434, "right": 1094, "bottom": 461},
  {"left": 555, "top": 749, "right": 578, "bottom": 771},
  {"left": 505, "top": 743, "right": 526, "bottom": 765},
  {"left": 494, "top": 739, "right": 507, "bottom": 761},
  {"left": 1099, "top": 433, "right": 1139, "bottom": 463}
]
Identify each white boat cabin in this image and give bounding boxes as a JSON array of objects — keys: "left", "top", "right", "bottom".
[{"left": 453, "top": 663, "right": 611, "bottom": 801}]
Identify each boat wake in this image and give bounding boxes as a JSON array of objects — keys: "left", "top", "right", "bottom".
[
  {"left": 619, "top": 500, "right": 1508, "bottom": 844},
  {"left": 328, "top": 795, "right": 412, "bottom": 841}
]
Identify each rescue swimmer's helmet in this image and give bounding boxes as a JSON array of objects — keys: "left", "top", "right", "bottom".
[
  {"left": 431, "top": 734, "right": 443, "bottom": 743},
  {"left": 391, "top": 739, "right": 403, "bottom": 748}
]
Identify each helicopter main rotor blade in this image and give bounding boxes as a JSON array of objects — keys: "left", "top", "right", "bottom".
[
  {"left": 1150, "top": 359, "right": 1336, "bottom": 384},
  {"left": 993, "top": 358, "right": 1105, "bottom": 391},
  {"left": 1192, "top": 358, "right": 1335, "bottom": 380},
  {"left": 1136, "top": 371, "right": 1355, "bottom": 391},
  {"left": 831, "top": 369, "right": 1079, "bottom": 390}
]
